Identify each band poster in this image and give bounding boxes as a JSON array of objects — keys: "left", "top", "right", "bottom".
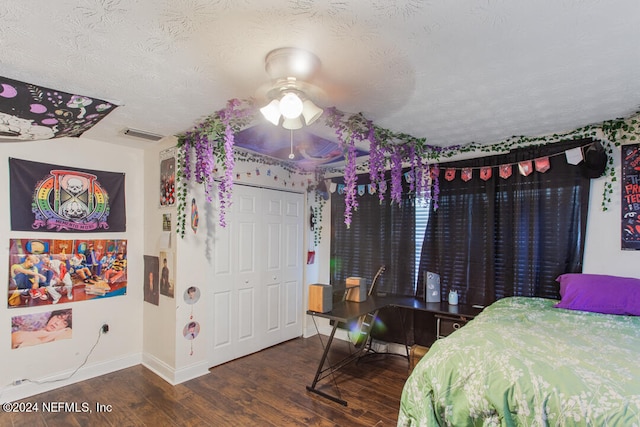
[
  {"left": 9, "top": 158, "right": 126, "bottom": 232},
  {"left": 8, "top": 238, "right": 127, "bottom": 308},
  {"left": 622, "top": 144, "right": 640, "bottom": 250}
]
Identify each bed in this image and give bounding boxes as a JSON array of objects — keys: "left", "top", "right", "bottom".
[{"left": 398, "top": 293, "right": 640, "bottom": 426}]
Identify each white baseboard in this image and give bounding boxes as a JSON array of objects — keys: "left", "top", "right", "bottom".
[
  {"left": 142, "top": 353, "right": 210, "bottom": 385},
  {"left": 0, "top": 353, "right": 141, "bottom": 404}
]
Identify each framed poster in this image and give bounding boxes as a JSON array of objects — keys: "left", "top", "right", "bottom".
[{"left": 622, "top": 144, "right": 640, "bottom": 250}]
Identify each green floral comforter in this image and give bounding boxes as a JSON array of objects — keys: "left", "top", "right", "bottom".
[{"left": 398, "top": 297, "right": 640, "bottom": 426}]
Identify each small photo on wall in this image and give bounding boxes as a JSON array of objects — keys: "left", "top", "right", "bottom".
[
  {"left": 162, "top": 213, "right": 171, "bottom": 232},
  {"left": 11, "top": 308, "right": 73, "bottom": 349},
  {"left": 143, "top": 255, "right": 159, "bottom": 306},
  {"left": 184, "top": 286, "right": 200, "bottom": 305},
  {"left": 159, "top": 249, "right": 175, "bottom": 298}
]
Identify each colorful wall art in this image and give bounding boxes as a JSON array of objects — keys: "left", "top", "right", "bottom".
[
  {"left": 8, "top": 238, "right": 127, "bottom": 308},
  {"left": 622, "top": 143, "right": 640, "bottom": 250},
  {"left": 0, "top": 75, "right": 116, "bottom": 142},
  {"left": 9, "top": 158, "right": 126, "bottom": 232}
]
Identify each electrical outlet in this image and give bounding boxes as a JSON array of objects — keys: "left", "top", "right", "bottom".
[
  {"left": 13, "top": 379, "right": 23, "bottom": 386},
  {"left": 101, "top": 323, "right": 109, "bottom": 334}
]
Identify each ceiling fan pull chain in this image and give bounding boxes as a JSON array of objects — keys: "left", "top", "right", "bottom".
[{"left": 289, "top": 129, "right": 295, "bottom": 159}]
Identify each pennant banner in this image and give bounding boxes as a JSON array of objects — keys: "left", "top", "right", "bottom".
[
  {"left": 480, "top": 166, "right": 492, "bottom": 181},
  {"left": 461, "top": 167, "right": 472, "bottom": 182},
  {"left": 9, "top": 158, "right": 126, "bottom": 232},
  {"left": 0, "top": 76, "right": 116, "bottom": 141}
]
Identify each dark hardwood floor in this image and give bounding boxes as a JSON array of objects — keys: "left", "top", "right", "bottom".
[{"left": 3, "top": 336, "right": 410, "bottom": 426}]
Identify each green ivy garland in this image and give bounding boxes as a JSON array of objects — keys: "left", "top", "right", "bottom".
[{"left": 174, "top": 97, "right": 639, "bottom": 239}]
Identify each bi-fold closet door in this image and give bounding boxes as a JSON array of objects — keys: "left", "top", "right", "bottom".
[{"left": 209, "top": 184, "right": 304, "bottom": 367}]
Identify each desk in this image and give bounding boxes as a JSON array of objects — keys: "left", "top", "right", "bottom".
[
  {"left": 306, "top": 296, "right": 484, "bottom": 405},
  {"left": 306, "top": 295, "right": 403, "bottom": 406}
]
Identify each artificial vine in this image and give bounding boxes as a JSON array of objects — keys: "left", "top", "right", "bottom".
[{"left": 175, "top": 97, "right": 640, "bottom": 239}]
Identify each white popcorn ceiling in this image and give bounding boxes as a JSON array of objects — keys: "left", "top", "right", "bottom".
[{"left": 0, "top": 0, "right": 639, "bottom": 149}]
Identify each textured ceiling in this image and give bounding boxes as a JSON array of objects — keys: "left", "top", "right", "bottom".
[{"left": 1, "top": 0, "right": 639, "bottom": 152}]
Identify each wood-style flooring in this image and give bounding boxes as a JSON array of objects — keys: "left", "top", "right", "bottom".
[{"left": 3, "top": 335, "right": 410, "bottom": 426}]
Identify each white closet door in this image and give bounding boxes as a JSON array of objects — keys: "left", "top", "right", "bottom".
[
  {"left": 210, "top": 185, "right": 303, "bottom": 367},
  {"left": 262, "top": 189, "right": 304, "bottom": 347}
]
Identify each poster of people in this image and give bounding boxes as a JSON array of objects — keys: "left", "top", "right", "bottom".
[
  {"left": 143, "top": 255, "right": 159, "bottom": 306},
  {"left": 159, "top": 249, "right": 174, "bottom": 298},
  {"left": 11, "top": 309, "right": 73, "bottom": 349},
  {"left": 8, "top": 238, "right": 127, "bottom": 308}
]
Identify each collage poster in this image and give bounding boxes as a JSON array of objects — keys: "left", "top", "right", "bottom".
[{"left": 8, "top": 238, "right": 127, "bottom": 308}]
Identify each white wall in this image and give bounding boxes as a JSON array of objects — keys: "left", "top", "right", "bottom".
[
  {"left": 0, "top": 137, "right": 144, "bottom": 403},
  {"left": 141, "top": 139, "right": 321, "bottom": 383},
  {"left": 583, "top": 142, "right": 638, "bottom": 277},
  {"left": 140, "top": 137, "right": 181, "bottom": 383}
]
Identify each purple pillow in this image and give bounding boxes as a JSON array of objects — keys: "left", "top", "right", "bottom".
[{"left": 555, "top": 273, "right": 640, "bottom": 315}]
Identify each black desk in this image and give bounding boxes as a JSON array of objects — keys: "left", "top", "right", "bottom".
[
  {"left": 306, "top": 295, "right": 403, "bottom": 405},
  {"left": 306, "top": 296, "right": 483, "bottom": 405}
]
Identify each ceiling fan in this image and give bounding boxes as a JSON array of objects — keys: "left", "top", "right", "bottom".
[{"left": 256, "top": 47, "right": 327, "bottom": 130}]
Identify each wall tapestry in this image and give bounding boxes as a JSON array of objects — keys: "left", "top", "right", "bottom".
[
  {"left": 622, "top": 143, "right": 640, "bottom": 250},
  {"left": 11, "top": 308, "right": 73, "bottom": 349},
  {"left": 0, "top": 75, "right": 116, "bottom": 141},
  {"left": 8, "top": 238, "right": 127, "bottom": 309},
  {"left": 9, "top": 158, "right": 126, "bottom": 232}
]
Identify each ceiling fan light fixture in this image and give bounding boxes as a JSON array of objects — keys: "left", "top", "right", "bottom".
[
  {"left": 282, "top": 116, "right": 303, "bottom": 130},
  {"left": 260, "top": 99, "right": 281, "bottom": 125},
  {"left": 302, "top": 99, "right": 323, "bottom": 126},
  {"left": 279, "top": 92, "right": 304, "bottom": 119}
]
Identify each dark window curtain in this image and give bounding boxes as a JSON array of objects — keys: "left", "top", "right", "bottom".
[
  {"left": 330, "top": 172, "right": 415, "bottom": 296},
  {"left": 330, "top": 170, "right": 415, "bottom": 344},
  {"left": 417, "top": 139, "right": 593, "bottom": 307}
]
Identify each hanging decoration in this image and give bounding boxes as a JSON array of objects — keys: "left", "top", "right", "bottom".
[
  {"left": 176, "top": 97, "right": 639, "bottom": 238},
  {"left": 183, "top": 286, "right": 201, "bottom": 356}
]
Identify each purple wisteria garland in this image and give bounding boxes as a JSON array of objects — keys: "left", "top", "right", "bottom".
[{"left": 175, "top": 98, "right": 630, "bottom": 237}]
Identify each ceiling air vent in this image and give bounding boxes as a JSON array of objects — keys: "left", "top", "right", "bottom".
[{"left": 123, "top": 128, "right": 164, "bottom": 142}]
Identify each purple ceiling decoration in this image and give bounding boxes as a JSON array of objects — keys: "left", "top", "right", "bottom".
[
  {"left": 234, "top": 123, "right": 369, "bottom": 169},
  {"left": 0, "top": 76, "right": 116, "bottom": 141}
]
